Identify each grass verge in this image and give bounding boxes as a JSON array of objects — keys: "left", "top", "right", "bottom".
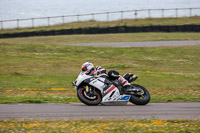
[
  {"left": 0, "top": 16, "right": 200, "bottom": 34},
  {"left": 0, "top": 119, "right": 199, "bottom": 133},
  {"left": 0, "top": 33, "right": 199, "bottom": 103}
]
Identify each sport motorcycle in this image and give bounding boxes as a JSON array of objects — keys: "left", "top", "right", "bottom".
[{"left": 72, "top": 71, "right": 150, "bottom": 106}]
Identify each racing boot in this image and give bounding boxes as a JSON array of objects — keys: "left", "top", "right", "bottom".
[
  {"left": 118, "top": 76, "right": 134, "bottom": 94},
  {"left": 123, "top": 73, "right": 138, "bottom": 83},
  {"left": 129, "top": 75, "right": 138, "bottom": 82}
]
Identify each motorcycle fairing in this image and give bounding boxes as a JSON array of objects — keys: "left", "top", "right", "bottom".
[
  {"left": 75, "top": 72, "right": 93, "bottom": 90},
  {"left": 102, "top": 85, "right": 131, "bottom": 103},
  {"left": 75, "top": 72, "right": 131, "bottom": 104},
  {"left": 88, "top": 77, "right": 131, "bottom": 103}
]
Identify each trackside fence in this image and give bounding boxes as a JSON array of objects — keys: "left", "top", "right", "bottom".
[{"left": 0, "top": 7, "right": 200, "bottom": 30}]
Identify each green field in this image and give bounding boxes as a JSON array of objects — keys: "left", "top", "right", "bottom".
[
  {"left": 0, "top": 16, "right": 200, "bottom": 34},
  {"left": 0, "top": 32, "right": 200, "bottom": 103}
]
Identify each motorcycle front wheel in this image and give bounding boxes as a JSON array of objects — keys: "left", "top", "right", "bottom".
[
  {"left": 77, "top": 86, "right": 102, "bottom": 106},
  {"left": 129, "top": 84, "right": 151, "bottom": 105}
]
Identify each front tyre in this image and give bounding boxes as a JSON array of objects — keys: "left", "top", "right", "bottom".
[
  {"left": 129, "top": 84, "right": 151, "bottom": 105},
  {"left": 77, "top": 87, "right": 102, "bottom": 106}
]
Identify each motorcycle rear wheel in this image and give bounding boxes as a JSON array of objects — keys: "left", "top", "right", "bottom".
[
  {"left": 129, "top": 84, "right": 151, "bottom": 105},
  {"left": 77, "top": 86, "right": 102, "bottom": 106}
]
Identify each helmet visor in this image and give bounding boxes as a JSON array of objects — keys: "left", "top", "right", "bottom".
[{"left": 82, "top": 65, "right": 88, "bottom": 71}]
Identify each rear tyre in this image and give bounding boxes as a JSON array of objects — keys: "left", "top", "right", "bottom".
[
  {"left": 77, "top": 86, "right": 102, "bottom": 106},
  {"left": 129, "top": 84, "right": 151, "bottom": 105}
]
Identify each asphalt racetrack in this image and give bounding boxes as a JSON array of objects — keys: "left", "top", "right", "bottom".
[
  {"left": 0, "top": 103, "right": 199, "bottom": 120},
  {"left": 66, "top": 40, "right": 200, "bottom": 47}
]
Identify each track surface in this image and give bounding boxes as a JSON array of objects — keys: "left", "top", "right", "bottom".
[
  {"left": 66, "top": 40, "right": 200, "bottom": 47},
  {"left": 0, "top": 103, "right": 199, "bottom": 120}
]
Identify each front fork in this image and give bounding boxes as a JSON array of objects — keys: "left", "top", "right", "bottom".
[{"left": 84, "top": 85, "right": 97, "bottom": 97}]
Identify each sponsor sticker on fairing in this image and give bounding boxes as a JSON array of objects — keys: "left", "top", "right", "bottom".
[{"left": 120, "top": 95, "right": 131, "bottom": 101}]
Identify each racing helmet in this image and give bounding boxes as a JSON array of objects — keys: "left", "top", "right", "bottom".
[{"left": 81, "top": 62, "right": 94, "bottom": 74}]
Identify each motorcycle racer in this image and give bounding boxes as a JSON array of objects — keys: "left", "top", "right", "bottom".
[{"left": 81, "top": 62, "right": 137, "bottom": 93}]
